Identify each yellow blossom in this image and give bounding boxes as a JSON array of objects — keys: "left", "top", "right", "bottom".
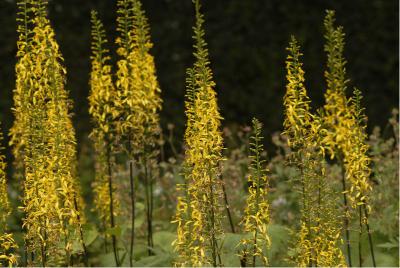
[
  {"left": 283, "top": 36, "right": 345, "bottom": 267},
  {"left": 173, "top": 0, "right": 225, "bottom": 266},
  {"left": 239, "top": 118, "right": 270, "bottom": 267}
]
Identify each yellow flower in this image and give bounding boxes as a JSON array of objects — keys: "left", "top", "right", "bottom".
[
  {"left": 283, "top": 35, "right": 312, "bottom": 151},
  {"left": 322, "top": 10, "right": 372, "bottom": 207},
  {"left": 173, "top": 1, "right": 224, "bottom": 266},
  {"left": 239, "top": 118, "right": 270, "bottom": 267},
  {"left": 341, "top": 88, "right": 373, "bottom": 206},
  {"left": 115, "top": 0, "right": 162, "bottom": 156},
  {"left": 283, "top": 37, "right": 345, "bottom": 267},
  {"left": 88, "top": 10, "right": 120, "bottom": 229},
  {"left": 9, "top": 0, "right": 35, "bottom": 184},
  {"left": 13, "top": 2, "right": 85, "bottom": 265}
]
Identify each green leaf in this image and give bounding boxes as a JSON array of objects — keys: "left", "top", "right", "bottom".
[
  {"left": 105, "top": 226, "right": 122, "bottom": 236},
  {"left": 71, "top": 237, "right": 83, "bottom": 254},
  {"left": 268, "top": 224, "right": 291, "bottom": 266},
  {"left": 153, "top": 231, "right": 176, "bottom": 253},
  {"left": 377, "top": 242, "right": 399, "bottom": 249},
  {"left": 83, "top": 223, "right": 99, "bottom": 246},
  {"left": 98, "top": 249, "right": 126, "bottom": 266},
  {"left": 98, "top": 252, "right": 116, "bottom": 267},
  {"left": 135, "top": 214, "right": 145, "bottom": 229},
  {"left": 363, "top": 251, "right": 397, "bottom": 267},
  {"left": 136, "top": 202, "right": 145, "bottom": 212},
  {"left": 220, "top": 233, "right": 248, "bottom": 267},
  {"left": 133, "top": 254, "right": 173, "bottom": 267}
]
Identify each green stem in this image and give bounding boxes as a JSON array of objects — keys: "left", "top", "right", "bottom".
[
  {"left": 299, "top": 164, "right": 312, "bottom": 267},
  {"left": 183, "top": 179, "right": 193, "bottom": 265},
  {"left": 315, "top": 175, "right": 321, "bottom": 267},
  {"left": 35, "top": 183, "right": 47, "bottom": 267},
  {"left": 103, "top": 219, "right": 108, "bottom": 253},
  {"left": 220, "top": 176, "right": 235, "bottom": 233},
  {"left": 252, "top": 135, "right": 262, "bottom": 267},
  {"left": 363, "top": 204, "right": 376, "bottom": 267},
  {"left": 73, "top": 196, "right": 89, "bottom": 267},
  {"left": 359, "top": 205, "right": 362, "bottom": 267},
  {"left": 106, "top": 139, "right": 119, "bottom": 266},
  {"left": 150, "top": 166, "right": 154, "bottom": 249},
  {"left": 240, "top": 251, "right": 247, "bottom": 267},
  {"left": 208, "top": 180, "right": 218, "bottom": 267},
  {"left": 24, "top": 246, "right": 28, "bottom": 267},
  {"left": 40, "top": 237, "right": 46, "bottom": 267},
  {"left": 143, "top": 158, "right": 154, "bottom": 255},
  {"left": 41, "top": 220, "right": 47, "bottom": 267},
  {"left": 129, "top": 159, "right": 135, "bottom": 266},
  {"left": 340, "top": 159, "right": 352, "bottom": 267},
  {"left": 63, "top": 221, "right": 72, "bottom": 266}
]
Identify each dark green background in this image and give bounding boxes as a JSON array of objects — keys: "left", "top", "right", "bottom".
[{"left": 0, "top": 0, "right": 398, "bottom": 157}]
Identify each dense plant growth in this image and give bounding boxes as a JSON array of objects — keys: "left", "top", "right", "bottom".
[{"left": 0, "top": 0, "right": 398, "bottom": 267}]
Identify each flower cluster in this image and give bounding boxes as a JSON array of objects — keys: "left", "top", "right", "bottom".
[
  {"left": 283, "top": 37, "right": 345, "bottom": 267},
  {"left": 239, "top": 118, "right": 270, "bottom": 267},
  {"left": 115, "top": 0, "right": 162, "bottom": 156},
  {"left": 10, "top": 1, "right": 85, "bottom": 265},
  {"left": 173, "top": 0, "right": 225, "bottom": 266},
  {"left": 322, "top": 10, "right": 372, "bottom": 208},
  {"left": 89, "top": 9, "right": 120, "bottom": 236}
]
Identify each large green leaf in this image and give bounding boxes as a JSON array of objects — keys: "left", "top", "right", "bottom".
[
  {"left": 220, "top": 232, "right": 248, "bottom": 267},
  {"left": 83, "top": 223, "right": 99, "bottom": 246},
  {"left": 105, "top": 226, "right": 122, "bottom": 236},
  {"left": 133, "top": 254, "right": 173, "bottom": 267},
  {"left": 153, "top": 231, "right": 176, "bottom": 253}
]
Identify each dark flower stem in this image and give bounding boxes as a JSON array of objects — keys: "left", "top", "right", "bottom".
[
  {"left": 340, "top": 157, "right": 352, "bottom": 267},
  {"left": 363, "top": 203, "right": 376, "bottom": 267},
  {"left": 106, "top": 139, "right": 119, "bottom": 266}
]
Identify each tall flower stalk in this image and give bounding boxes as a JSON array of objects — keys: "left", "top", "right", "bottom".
[
  {"left": 323, "top": 10, "right": 376, "bottom": 267},
  {"left": 9, "top": 2, "right": 34, "bottom": 260},
  {"left": 346, "top": 88, "right": 376, "bottom": 266},
  {"left": 89, "top": 10, "right": 120, "bottom": 266},
  {"left": 9, "top": 0, "right": 34, "bottom": 185},
  {"left": 173, "top": 0, "right": 225, "bottom": 266},
  {"left": 283, "top": 36, "right": 345, "bottom": 267},
  {"left": 11, "top": 1, "right": 86, "bottom": 265},
  {"left": 114, "top": 0, "right": 162, "bottom": 259},
  {"left": 322, "top": 12, "right": 353, "bottom": 264},
  {"left": 239, "top": 118, "right": 270, "bottom": 267}
]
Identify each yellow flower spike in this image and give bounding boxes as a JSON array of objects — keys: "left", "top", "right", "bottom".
[
  {"left": 340, "top": 88, "right": 373, "bottom": 205},
  {"left": 283, "top": 36, "right": 312, "bottom": 152},
  {"left": 173, "top": 0, "right": 225, "bottom": 266},
  {"left": 322, "top": 10, "right": 373, "bottom": 207},
  {"left": 11, "top": 1, "right": 86, "bottom": 265},
  {"left": 113, "top": 0, "right": 162, "bottom": 261},
  {"left": 115, "top": 0, "right": 162, "bottom": 155},
  {"left": 89, "top": 10, "right": 120, "bottom": 231},
  {"left": 283, "top": 36, "right": 345, "bottom": 267},
  {"left": 322, "top": 18, "right": 375, "bottom": 267},
  {"left": 10, "top": 0, "right": 35, "bottom": 185},
  {"left": 239, "top": 118, "right": 270, "bottom": 267}
]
